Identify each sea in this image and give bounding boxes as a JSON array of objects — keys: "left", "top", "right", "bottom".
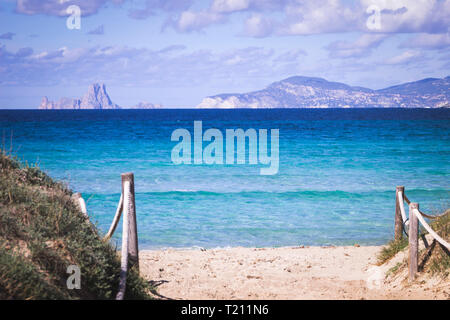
[{"left": 1, "top": 108, "right": 449, "bottom": 249}]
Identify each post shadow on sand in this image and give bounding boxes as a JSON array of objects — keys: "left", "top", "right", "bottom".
[{"left": 147, "top": 280, "right": 173, "bottom": 300}]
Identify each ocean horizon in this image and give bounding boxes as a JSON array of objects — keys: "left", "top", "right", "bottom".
[{"left": 1, "top": 108, "right": 449, "bottom": 249}]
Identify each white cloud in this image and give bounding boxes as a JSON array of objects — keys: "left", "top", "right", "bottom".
[
  {"left": 274, "top": 49, "right": 307, "bottom": 62},
  {"left": 244, "top": 14, "right": 274, "bottom": 37},
  {"left": 128, "top": 0, "right": 193, "bottom": 20},
  {"left": 326, "top": 33, "right": 389, "bottom": 58},
  {"left": 400, "top": 33, "right": 450, "bottom": 50},
  {"left": 14, "top": 0, "right": 450, "bottom": 36},
  {"left": 281, "top": 0, "right": 362, "bottom": 35},
  {"left": 385, "top": 50, "right": 422, "bottom": 64},
  {"left": 175, "top": 10, "right": 225, "bottom": 32},
  {"left": 211, "top": 0, "right": 250, "bottom": 13},
  {"left": 164, "top": 0, "right": 450, "bottom": 36},
  {"left": 360, "top": 0, "right": 450, "bottom": 33},
  {"left": 0, "top": 44, "right": 295, "bottom": 89},
  {"left": 15, "top": 0, "right": 125, "bottom": 16}
]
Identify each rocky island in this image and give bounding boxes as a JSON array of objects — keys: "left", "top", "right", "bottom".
[
  {"left": 39, "top": 83, "right": 119, "bottom": 110},
  {"left": 39, "top": 83, "right": 161, "bottom": 110},
  {"left": 38, "top": 76, "right": 450, "bottom": 110},
  {"left": 197, "top": 76, "right": 450, "bottom": 109}
]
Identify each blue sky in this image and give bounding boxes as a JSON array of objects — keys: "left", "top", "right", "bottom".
[{"left": 0, "top": 0, "right": 449, "bottom": 108}]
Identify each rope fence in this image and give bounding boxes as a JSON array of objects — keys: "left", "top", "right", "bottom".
[
  {"left": 72, "top": 182, "right": 448, "bottom": 292},
  {"left": 394, "top": 186, "right": 449, "bottom": 281}
]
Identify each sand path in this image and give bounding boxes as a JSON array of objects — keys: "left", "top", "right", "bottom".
[{"left": 140, "top": 246, "right": 449, "bottom": 300}]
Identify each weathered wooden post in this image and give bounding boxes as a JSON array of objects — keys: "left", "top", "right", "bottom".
[
  {"left": 72, "top": 192, "right": 88, "bottom": 217},
  {"left": 122, "top": 172, "right": 139, "bottom": 271},
  {"left": 116, "top": 182, "right": 130, "bottom": 301},
  {"left": 394, "top": 186, "right": 405, "bottom": 240},
  {"left": 116, "top": 173, "right": 139, "bottom": 300},
  {"left": 408, "top": 202, "right": 419, "bottom": 282}
]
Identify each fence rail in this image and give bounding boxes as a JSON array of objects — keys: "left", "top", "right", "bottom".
[{"left": 395, "top": 186, "right": 449, "bottom": 281}]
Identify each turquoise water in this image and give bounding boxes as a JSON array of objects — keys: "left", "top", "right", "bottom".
[{"left": 1, "top": 109, "right": 449, "bottom": 248}]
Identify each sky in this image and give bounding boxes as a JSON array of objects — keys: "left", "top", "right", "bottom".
[{"left": 0, "top": 0, "right": 449, "bottom": 108}]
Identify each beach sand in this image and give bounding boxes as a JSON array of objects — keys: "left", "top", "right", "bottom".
[{"left": 140, "top": 245, "right": 449, "bottom": 300}]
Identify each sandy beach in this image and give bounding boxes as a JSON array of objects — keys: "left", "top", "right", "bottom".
[{"left": 140, "top": 245, "right": 449, "bottom": 300}]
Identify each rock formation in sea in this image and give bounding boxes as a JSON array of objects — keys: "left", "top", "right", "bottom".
[
  {"left": 39, "top": 96, "right": 81, "bottom": 110},
  {"left": 39, "top": 83, "right": 120, "bottom": 109},
  {"left": 129, "top": 101, "right": 163, "bottom": 109},
  {"left": 80, "top": 83, "right": 119, "bottom": 109}
]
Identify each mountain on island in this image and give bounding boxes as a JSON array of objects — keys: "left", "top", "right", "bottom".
[{"left": 197, "top": 75, "right": 450, "bottom": 108}]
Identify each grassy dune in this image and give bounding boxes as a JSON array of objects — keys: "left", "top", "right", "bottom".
[
  {"left": 378, "top": 210, "right": 449, "bottom": 277},
  {"left": 0, "top": 150, "right": 151, "bottom": 299}
]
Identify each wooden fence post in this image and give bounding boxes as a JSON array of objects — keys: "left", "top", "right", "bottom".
[
  {"left": 72, "top": 192, "right": 88, "bottom": 217},
  {"left": 395, "top": 186, "right": 405, "bottom": 240},
  {"left": 121, "top": 173, "right": 139, "bottom": 271},
  {"left": 409, "top": 202, "right": 419, "bottom": 282},
  {"left": 116, "top": 181, "right": 130, "bottom": 300}
]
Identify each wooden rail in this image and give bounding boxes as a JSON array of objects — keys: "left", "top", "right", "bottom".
[
  {"left": 395, "top": 186, "right": 449, "bottom": 282},
  {"left": 408, "top": 202, "right": 419, "bottom": 281}
]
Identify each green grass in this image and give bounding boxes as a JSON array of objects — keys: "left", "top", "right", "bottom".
[
  {"left": 425, "top": 211, "right": 450, "bottom": 277},
  {"left": 378, "top": 209, "right": 449, "bottom": 278},
  {"left": 377, "top": 237, "right": 409, "bottom": 265},
  {"left": 385, "top": 262, "right": 404, "bottom": 278},
  {"left": 0, "top": 150, "right": 152, "bottom": 299}
]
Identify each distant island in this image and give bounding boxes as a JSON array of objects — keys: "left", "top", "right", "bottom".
[
  {"left": 197, "top": 75, "right": 450, "bottom": 109},
  {"left": 39, "top": 83, "right": 162, "bottom": 110},
  {"left": 38, "top": 76, "right": 450, "bottom": 109}
]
